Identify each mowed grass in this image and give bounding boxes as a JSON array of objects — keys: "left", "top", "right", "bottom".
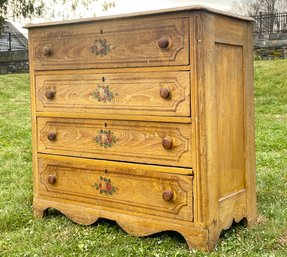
[{"left": 0, "top": 60, "right": 286, "bottom": 256}]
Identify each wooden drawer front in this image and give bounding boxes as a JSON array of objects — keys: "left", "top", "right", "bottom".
[
  {"left": 31, "top": 17, "right": 189, "bottom": 70},
  {"left": 38, "top": 156, "right": 194, "bottom": 221},
  {"left": 37, "top": 118, "right": 192, "bottom": 167},
  {"left": 36, "top": 71, "right": 190, "bottom": 117}
]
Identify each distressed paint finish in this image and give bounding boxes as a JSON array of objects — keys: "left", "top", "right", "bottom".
[{"left": 28, "top": 6, "right": 256, "bottom": 251}]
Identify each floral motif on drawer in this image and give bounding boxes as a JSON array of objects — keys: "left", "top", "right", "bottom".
[
  {"left": 94, "top": 129, "right": 117, "bottom": 148},
  {"left": 91, "top": 39, "right": 111, "bottom": 56},
  {"left": 92, "top": 176, "right": 118, "bottom": 195},
  {"left": 91, "top": 85, "right": 117, "bottom": 102}
]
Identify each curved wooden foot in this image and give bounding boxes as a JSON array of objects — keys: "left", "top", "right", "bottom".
[
  {"left": 33, "top": 198, "right": 213, "bottom": 251},
  {"left": 34, "top": 203, "right": 99, "bottom": 225},
  {"left": 34, "top": 208, "right": 47, "bottom": 218},
  {"left": 117, "top": 217, "right": 210, "bottom": 251},
  {"left": 246, "top": 216, "right": 257, "bottom": 228}
]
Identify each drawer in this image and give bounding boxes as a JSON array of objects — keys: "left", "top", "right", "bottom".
[
  {"left": 35, "top": 71, "right": 190, "bottom": 117},
  {"left": 38, "top": 156, "right": 194, "bottom": 221},
  {"left": 30, "top": 17, "right": 189, "bottom": 70},
  {"left": 37, "top": 117, "right": 192, "bottom": 167}
]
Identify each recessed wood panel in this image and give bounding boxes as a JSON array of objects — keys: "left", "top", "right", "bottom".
[
  {"left": 35, "top": 71, "right": 190, "bottom": 117},
  {"left": 214, "top": 15, "right": 245, "bottom": 45},
  {"left": 215, "top": 43, "right": 245, "bottom": 199},
  {"left": 31, "top": 17, "right": 189, "bottom": 70},
  {"left": 37, "top": 117, "right": 192, "bottom": 167},
  {"left": 38, "top": 156, "right": 194, "bottom": 221}
]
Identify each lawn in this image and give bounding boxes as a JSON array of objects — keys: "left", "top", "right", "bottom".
[{"left": 0, "top": 60, "right": 286, "bottom": 256}]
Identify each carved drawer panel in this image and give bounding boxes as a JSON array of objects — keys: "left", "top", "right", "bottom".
[
  {"left": 35, "top": 71, "right": 190, "bottom": 117},
  {"left": 30, "top": 17, "right": 189, "bottom": 70},
  {"left": 37, "top": 117, "right": 192, "bottom": 167},
  {"left": 38, "top": 156, "right": 194, "bottom": 221}
]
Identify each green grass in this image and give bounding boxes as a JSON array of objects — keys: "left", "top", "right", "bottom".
[{"left": 0, "top": 60, "right": 287, "bottom": 256}]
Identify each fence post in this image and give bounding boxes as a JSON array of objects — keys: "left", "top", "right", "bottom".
[
  {"left": 259, "top": 12, "right": 263, "bottom": 38},
  {"left": 8, "top": 33, "right": 12, "bottom": 51}
]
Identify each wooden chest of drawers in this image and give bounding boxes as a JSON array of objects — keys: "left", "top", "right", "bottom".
[{"left": 26, "top": 6, "right": 256, "bottom": 251}]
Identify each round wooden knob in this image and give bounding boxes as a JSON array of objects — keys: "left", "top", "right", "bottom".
[
  {"left": 48, "top": 175, "right": 56, "bottom": 184},
  {"left": 158, "top": 37, "right": 170, "bottom": 49},
  {"left": 162, "top": 190, "right": 173, "bottom": 201},
  {"left": 160, "top": 88, "right": 171, "bottom": 99},
  {"left": 43, "top": 45, "right": 52, "bottom": 56},
  {"left": 162, "top": 136, "right": 173, "bottom": 149},
  {"left": 47, "top": 132, "right": 57, "bottom": 141},
  {"left": 45, "top": 89, "right": 56, "bottom": 99}
]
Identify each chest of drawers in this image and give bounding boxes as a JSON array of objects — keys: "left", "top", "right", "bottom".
[{"left": 25, "top": 6, "right": 256, "bottom": 251}]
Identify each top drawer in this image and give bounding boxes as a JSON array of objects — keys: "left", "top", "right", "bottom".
[{"left": 30, "top": 17, "right": 189, "bottom": 70}]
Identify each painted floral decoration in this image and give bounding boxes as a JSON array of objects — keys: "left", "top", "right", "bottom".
[
  {"left": 92, "top": 176, "right": 118, "bottom": 195},
  {"left": 91, "top": 39, "right": 111, "bottom": 56},
  {"left": 91, "top": 85, "right": 116, "bottom": 102},
  {"left": 94, "top": 129, "right": 117, "bottom": 148}
]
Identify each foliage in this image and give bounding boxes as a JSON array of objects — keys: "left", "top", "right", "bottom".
[
  {"left": 231, "top": 0, "right": 286, "bottom": 16},
  {"left": 0, "top": 0, "right": 115, "bottom": 33},
  {"left": 0, "top": 60, "right": 287, "bottom": 256},
  {"left": 0, "top": 0, "right": 43, "bottom": 32}
]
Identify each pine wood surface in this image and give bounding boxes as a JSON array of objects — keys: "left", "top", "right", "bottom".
[
  {"left": 33, "top": 197, "right": 210, "bottom": 250},
  {"left": 28, "top": 8, "right": 256, "bottom": 251},
  {"left": 35, "top": 71, "right": 191, "bottom": 117},
  {"left": 215, "top": 43, "right": 245, "bottom": 199},
  {"left": 38, "top": 156, "right": 194, "bottom": 221},
  {"left": 30, "top": 16, "right": 189, "bottom": 70},
  {"left": 37, "top": 117, "right": 192, "bottom": 167},
  {"left": 24, "top": 4, "right": 253, "bottom": 29}
]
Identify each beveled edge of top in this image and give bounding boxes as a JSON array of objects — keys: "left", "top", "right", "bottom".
[{"left": 24, "top": 4, "right": 253, "bottom": 29}]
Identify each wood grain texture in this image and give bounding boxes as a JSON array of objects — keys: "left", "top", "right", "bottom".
[
  {"left": 27, "top": 8, "right": 256, "bottom": 252},
  {"left": 35, "top": 71, "right": 191, "bottom": 117},
  {"left": 37, "top": 153, "right": 194, "bottom": 175},
  {"left": 244, "top": 23, "right": 257, "bottom": 227},
  {"left": 36, "top": 112, "right": 192, "bottom": 123},
  {"left": 219, "top": 189, "right": 247, "bottom": 230},
  {"left": 30, "top": 17, "right": 189, "bottom": 70},
  {"left": 34, "top": 65, "right": 191, "bottom": 75},
  {"left": 191, "top": 13, "right": 256, "bottom": 248},
  {"left": 37, "top": 117, "right": 192, "bottom": 167},
  {"left": 215, "top": 43, "right": 245, "bottom": 199},
  {"left": 38, "top": 156, "right": 194, "bottom": 221},
  {"left": 33, "top": 197, "right": 211, "bottom": 251},
  {"left": 28, "top": 32, "right": 40, "bottom": 197},
  {"left": 193, "top": 13, "right": 221, "bottom": 249},
  {"left": 24, "top": 5, "right": 253, "bottom": 29},
  {"left": 214, "top": 15, "right": 246, "bottom": 45}
]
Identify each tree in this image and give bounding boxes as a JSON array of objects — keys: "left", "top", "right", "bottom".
[
  {"left": 231, "top": 0, "right": 286, "bottom": 16},
  {"left": 0, "top": 0, "right": 115, "bottom": 33}
]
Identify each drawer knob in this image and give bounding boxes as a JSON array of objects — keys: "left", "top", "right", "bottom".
[
  {"left": 45, "top": 89, "right": 56, "bottom": 100},
  {"left": 158, "top": 37, "right": 170, "bottom": 49},
  {"left": 162, "top": 136, "right": 173, "bottom": 149},
  {"left": 47, "top": 132, "right": 57, "bottom": 141},
  {"left": 160, "top": 88, "right": 170, "bottom": 99},
  {"left": 48, "top": 175, "right": 56, "bottom": 184},
  {"left": 162, "top": 190, "right": 173, "bottom": 201},
  {"left": 43, "top": 45, "right": 52, "bottom": 56}
]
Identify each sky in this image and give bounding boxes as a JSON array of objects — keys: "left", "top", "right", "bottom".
[
  {"left": 95, "top": 0, "right": 234, "bottom": 16},
  {"left": 11, "top": 0, "right": 236, "bottom": 34}
]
